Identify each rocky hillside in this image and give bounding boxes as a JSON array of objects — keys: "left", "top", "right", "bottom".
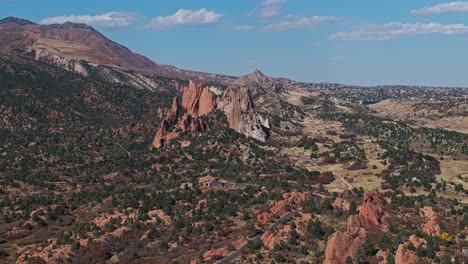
[{"left": 0, "top": 16, "right": 235, "bottom": 85}]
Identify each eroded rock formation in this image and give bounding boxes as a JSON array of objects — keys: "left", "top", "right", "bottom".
[
  {"left": 348, "top": 190, "right": 388, "bottom": 232},
  {"left": 324, "top": 227, "right": 368, "bottom": 264},
  {"left": 394, "top": 235, "right": 425, "bottom": 264},
  {"left": 181, "top": 81, "right": 218, "bottom": 116},
  {"left": 152, "top": 81, "right": 270, "bottom": 148},
  {"left": 218, "top": 87, "right": 270, "bottom": 142},
  {"left": 420, "top": 207, "right": 441, "bottom": 236},
  {"left": 324, "top": 191, "right": 387, "bottom": 264}
]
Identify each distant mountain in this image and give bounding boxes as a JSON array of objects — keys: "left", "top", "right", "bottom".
[
  {"left": 0, "top": 17, "right": 163, "bottom": 71},
  {"left": 0, "top": 16, "right": 234, "bottom": 83},
  {"left": 233, "top": 69, "right": 287, "bottom": 97}
]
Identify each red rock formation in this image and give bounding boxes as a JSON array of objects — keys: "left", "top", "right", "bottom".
[
  {"left": 420, "top": 207, "right": 441, "bottom": 236},
  {"left": 199, "top": 86, "right": 217, "bottom": 116},
  {"left": 408, "top": 234, "right": 426, "bottom": 247},
  {"left": 324, "top": 191, "right": 387, "bottom": 264},
  {"left": 16, "top": 239, "right": 72, "bottom": 264},
  {"left": 395, "top": 243, "right": 419, "bottom": 264},
  {"left": 348, "top": 190, "right": 388, "bottom": 232},
  {"left": 151, "top": 82, "right": 215, "bottom": 149},
  {"left": 261, "top": 224, "right": 292, "bottom": 249},
  {"left": 257, "top": 212, "right": 270, "bottom": 225},
  {"left": 324, "top": 227, "right": 368, "bottom": 264},
  {"left": 177, "top": 113, "right": 205, "bottom": 132},
  {"left": 174, "top": 81, "right": 185, "bottom": 93},
  {"left": 232, "top": 237, "right": 248, "bottom": 250},
  {"left": 170, "top": 97, "right": 179, "bottom": 115},
  {"left": 203, "top": 246, "right": 229, "bottom": 261},
  {"left": 270, "top": 200, "right": 291, "bottom": 216},
  {"left": 152, "top": 119, "right": 169, "bottom": 149},
  {"left": 256, "top": 192, "right": 310, "bottom": 228},
  {"left": 284, "top": 191, "right": 310, "bottom": 204},
  {"left": 394, "top": 235, "right": 427, "bottom": 263},
  {"left": 152, "top": 81, "right": 271, "bottom": 148},
  {"left": 332, "top": 198, "right": 351, "bottom": 211},
  {"left": 376, "top": 250, "right": 389, "bottom": 264},
  {"left": 182, "top": 81, "right": 217, "bottom": 117},
  {"left": 182, "top": 81, "right": 203, "bottom": 115}
]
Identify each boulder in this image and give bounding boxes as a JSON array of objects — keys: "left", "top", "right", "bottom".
[
  {"left": 420, "top": 207, "right": 441, "bottom": 236},
  {"left": 332, "top": 198, "right": 351, "bottom": 211},
  {"left": 395, "top": 243, "right": 419, "bottom": 264}
]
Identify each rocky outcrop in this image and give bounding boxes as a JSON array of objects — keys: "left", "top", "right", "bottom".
[
  {"left": 152, "top": 81, "right": 270, "bottom": 148},
  {"left": 324, "top": 227, "right": 368, "bottom": 264},
  {"left": 256, "top": 192, "right": 310, "bottom": 227},
  {"left": 152, "top": 97, "right": 180, "bottom": 149},
  {"left": 332, "top": 198, "right": 351, "bottom": 211},
  {"left": 395, "top": 243, "right": 419, "bottom": 264},
  {"left": 348, "top": 190, "right": 388, "bottom": 231},
  {"left": 218, "top": 87, "right": 270, "bottom": 142},
  {"left": 393, "top": 235, "right": 426, "bottom": 264},
  {"left": 420, "top": 207, "right": 441, "bottom": 236},
  {"left": 324, "top": 191, "right": 387, "bottom": 264},
  {"left": 16, "top": 239, "right": 72, "bottom": 264},
  {"left": 203, "top": 246, "right": 229, "bottom": 261},
  {"left": 181, "top": 81, "right": 217, "bottom": 116},
  {"left": 394, "top": 235, "right": 426, "bottom": 264},
  {"left": 261, "top": 224, "right": 291, "bottom": 249},
  {"left": 232, "top": 236, "right": 248, "bottom": 250},
  {"left": 152, "top": 95, "right": 207, "bottom": 149},
  {"left": 376, "top": 250, "right": 389, "bottom": 264}
]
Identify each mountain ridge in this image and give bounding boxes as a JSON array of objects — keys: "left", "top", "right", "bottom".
[{"left": 0, "top": 16, "right": 245, "bottom": 85}]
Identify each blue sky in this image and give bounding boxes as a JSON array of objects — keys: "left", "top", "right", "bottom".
[{"left": 2, "top": 0, "right": 468, "bottom": 87}]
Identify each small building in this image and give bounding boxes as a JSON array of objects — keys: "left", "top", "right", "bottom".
[{"left": 457, "top": 239, "right": 468, "bottom": 256}]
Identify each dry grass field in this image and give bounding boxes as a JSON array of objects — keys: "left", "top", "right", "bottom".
[
  {"left": 370, "top": 99, "right": 468, "bottom": 133},
  {"left": 34, "top": 37, "right": 115, "bottom": 66}
]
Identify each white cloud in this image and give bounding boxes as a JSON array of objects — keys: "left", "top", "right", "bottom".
[
  {"left": 330, "top": 22, "right": 468, "bottom": 40},
  {"left": 254, "top": 0, "right": 289, "bottom": 17},
  {"left": 258, "top": 5, "right": 283, "bottom": 18},
  {"left": 264, "top": 15, "right": 336, "bottom": 32},
  {"left": 234, "top": 25, "right": 256, "bottom": 31},
  {"left": 311, "top": 41, "right": 321, "bottom": 46},
  {"left": 329, "top": 55, "right": 346, "bottom": 61},
  {"left": 261, "top": 0, "right": 288, "bottom": 5},
  {"left": 146, "top": 8, "right": 223, "bottom": 29},
  {"left": 411, "top": 1, "right": 468, "bottom": 14},
  {"left": 40, "top": 12, "right": 136, "bottom": 28}
]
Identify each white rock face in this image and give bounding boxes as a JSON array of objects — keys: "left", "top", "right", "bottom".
[{"left": 218, "top": 87, "right": 270, "bottom": 142}]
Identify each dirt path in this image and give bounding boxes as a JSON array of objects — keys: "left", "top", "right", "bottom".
[{"left": 336, "top": 172, "right": 353, "bottom": 190}]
